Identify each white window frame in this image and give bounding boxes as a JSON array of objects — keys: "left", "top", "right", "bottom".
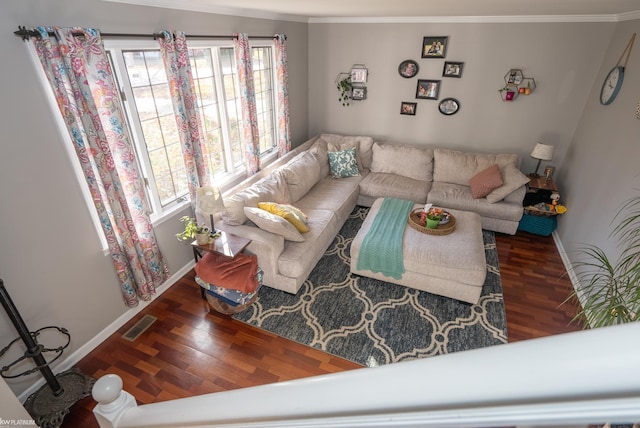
[{"left": 105, "top": 38, "right": 279, "bottom": 225}]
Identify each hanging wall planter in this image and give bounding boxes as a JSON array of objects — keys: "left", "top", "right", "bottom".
[{"left": 335, "top": 72, "right": 352, "bottom": 106}]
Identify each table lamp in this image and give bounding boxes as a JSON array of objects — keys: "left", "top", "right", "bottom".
[
  {"left": 530, "top": 142, "right": 554, "bottom": 177},
  {"left": 196, "top": 186, "right": 224, "bottom": 233}
]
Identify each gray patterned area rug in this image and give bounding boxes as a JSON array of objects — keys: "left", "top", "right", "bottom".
[{"left": 234, "top": 206, "right": 508, "bottom": 367}]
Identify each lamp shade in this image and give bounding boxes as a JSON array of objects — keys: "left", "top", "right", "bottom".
[
  {"left": 196, "top": 186, "right": 224, "bottom": 215},
  {"left": 196, "top": 186, "right": 224, "bottom": 230},
  {"left": 530, "top": 142, "right": 554, "bottom": 161}
]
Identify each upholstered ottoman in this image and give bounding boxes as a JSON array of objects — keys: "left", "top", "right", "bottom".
[{"left": 350, "top": 198, "right": 486, "bottom": 304}]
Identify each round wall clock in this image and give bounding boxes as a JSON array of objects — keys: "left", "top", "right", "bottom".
[
  {"left": 438, "top": 98, "right": 460, "bottom": 115},
  {"left": 600, "top": 66, "right": 625, "bottom": 105}
]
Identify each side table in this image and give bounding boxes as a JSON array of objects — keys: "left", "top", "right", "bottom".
[
  {"left": 191, "top": 231, "right": 251, "bottom": 299},
  {"left": 519, "top": 176, "right": 563, "bottom": 236}
]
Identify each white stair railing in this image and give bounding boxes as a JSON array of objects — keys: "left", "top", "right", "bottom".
[{"left": 93, "top": 323, "right": 640, "bottom": 428}]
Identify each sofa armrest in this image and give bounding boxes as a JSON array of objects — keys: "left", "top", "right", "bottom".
[{"left": 503, "top": 185, "right": 527, "bottom": 204}]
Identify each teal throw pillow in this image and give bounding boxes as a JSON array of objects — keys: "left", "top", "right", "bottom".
[{"left": 328, "top": 147, "right": 361, "bottom": 178}]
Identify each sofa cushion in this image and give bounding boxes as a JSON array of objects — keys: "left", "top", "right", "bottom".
[
  {"left": 320, "top": 133, "right": 374, "bottom": 172},
  {"left": 486, "top": 164, "right": 530, "bottom": 203},
  {"left": 244, "top": 207, "right": 305, "bottom": 242},
  {"left": 278, "top": 209, "right": 338, "bottom": 278},
  {"left": 328, "top": 147, "right": 361, "bottom": 178},
  {"left": 359, "top": 172, "right": 430, "bottom": 205},
  {"left": 427, "top": 182, "right": 524, "bottom": 222},
  {"left": 469, "top": 164, "right": 503, "bottom": 199},
  {"left": 309, "top": 139, "right": 330, "bottom": 178},
  {"left": 296, "top": 174, "right": 362, "bottom": 222},
  {"left": 433, "top": 149, "right": 519, "bottom": 186},
  {"left": 281, "top": 151, "right": 321, "bottom": 202},
  {"left": 370, "top": 142, "right": 433, "bottom": 181},
  {"left": 257, "top": 202, "right": 309, "bottom": 233},
  {"left": 222, "top": 170, "right": 290, "bottom": 226}
]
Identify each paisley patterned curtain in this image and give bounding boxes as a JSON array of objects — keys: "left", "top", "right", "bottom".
[
  {"left": 31, "top": 27, "right": 169, "bottom": 307},
  {"left": 274, "top": 34, "right": 291, "bottom": 157},
  {"left": 233, "top": 32, "right": 260, "bottom": 175},
  {"left": 158, "top": 30, "right": 211, "bottom": 207}
]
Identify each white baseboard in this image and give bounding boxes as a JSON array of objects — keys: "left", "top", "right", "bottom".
[
  {"left": 552, "top": 231, "right": 590, "bottom": 327},
  {"left": 17, "top": 261, "right": 195, "bottom": 402}
]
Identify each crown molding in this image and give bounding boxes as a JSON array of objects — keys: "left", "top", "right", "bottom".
[
  {"left": 308, "top": 14, "right": 620, "bottom": 24},
  {"left": 100, "top": 0, "right": 308, "bottom": 23},
  {"left": 617, "top": 10, "right": 640, "bottom": 21},
  {"left": 101, "top": 0, "right": 639, "bottom": 24}
]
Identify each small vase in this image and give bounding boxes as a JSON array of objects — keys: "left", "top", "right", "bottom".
[
  {"left": 195, "top": 233, "right": 210, "bottom": 245},
  {"left": 426, "top": 217, "right": 440, "bottom": 229}
]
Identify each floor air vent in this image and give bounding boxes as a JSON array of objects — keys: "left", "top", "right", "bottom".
[{"left": 122, "top": 314, "right": 157, "bottom": 341}]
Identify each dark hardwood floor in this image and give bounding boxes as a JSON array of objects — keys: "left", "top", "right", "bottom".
[{"left": 60, "top": 230, "right": 582, "bottom": 427}]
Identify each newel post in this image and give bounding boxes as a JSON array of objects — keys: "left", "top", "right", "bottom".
[{"left": 92, "top": 374, "right": 137, "bottom": 428}]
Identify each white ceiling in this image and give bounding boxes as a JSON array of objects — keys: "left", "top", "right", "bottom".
[{"left": 105, "top": 0, "right": 640, "bottom": 22}]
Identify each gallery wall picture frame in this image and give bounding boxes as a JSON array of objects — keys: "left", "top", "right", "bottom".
[
  {"left": 421, "top": 36, "right": 448, "bottom": 58},
  {"left": 438, "top": 98, "right": 460, "bottom": 116},
  {"left": 400, "top": 102, "right": 417, "bottom": 115},
  {"left": 350, "top": 64, "right": 368, "bottom": 84},
  {"left": 443, "top": 61, "right": 464, "bottom": 78},
  {"left": 351, "top": 87, "right": 367, "bottom": 100},
  {"left": 416, "top": 79, "right": 441, "bottom": 100},
  {"left": 398, "top": 60, "right": 419, "bottom": 78}
]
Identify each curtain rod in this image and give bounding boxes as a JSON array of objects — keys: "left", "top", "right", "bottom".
[{"left": 13, "top": 26, "right": 285, "bottom": 41}]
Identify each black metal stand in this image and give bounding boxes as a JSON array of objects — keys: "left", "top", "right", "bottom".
[{"left": 0, "top": 279, "right": 94, "bottom": 428}]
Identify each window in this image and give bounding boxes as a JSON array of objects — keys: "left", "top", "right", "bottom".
[
  {"left": 106, "top": 39, "right": 277, "bottom": 220},
  {"left": 252, "top": 46, "right": 276, "bottom": 155}
]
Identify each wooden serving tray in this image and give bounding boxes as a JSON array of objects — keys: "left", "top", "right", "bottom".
[{"left": 408, "top": 208, "right": 456, "bottom": 236}]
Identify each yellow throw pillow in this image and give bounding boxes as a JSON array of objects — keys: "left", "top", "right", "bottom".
[
  {"left": 258, "top": 202, "right": 309, "bottom": 233},
  {"left": 281, "top": 204, "right": 308, "bottom": 225}
]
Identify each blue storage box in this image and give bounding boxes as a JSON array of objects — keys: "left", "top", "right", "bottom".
[{"left": 518, "top": 213, "right": 557, "bottom": 236}]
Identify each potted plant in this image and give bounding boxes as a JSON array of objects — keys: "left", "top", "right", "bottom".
[
  {"left": 176, "top": 216, "right": 210, "bottom": 245},
  {"left": 335, "top": 73, "right": 352, "bottom": 106},
  {"left": 565, "top": 193, "right": 640, "bottom": 327},
  {"left": 426, "top": 207, "right": 443, "bottom": 229},
  {"left": 498, "top": 86, "right": 517, "bottom": 101}
]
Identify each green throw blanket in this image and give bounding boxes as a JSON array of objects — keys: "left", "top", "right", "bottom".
[{"left": 356, "top": 198, "right": 414, "bottom": 279}]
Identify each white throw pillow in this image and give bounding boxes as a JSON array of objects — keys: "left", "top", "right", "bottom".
[
  {"left": 486, "top": 164, "right": 530, "bottom": 203},
  {"left": 244, "top": 207, "right": 305, "bottom": 242},
  {"left": 222, "top": 170, "right": 291, "bottom": 226}
]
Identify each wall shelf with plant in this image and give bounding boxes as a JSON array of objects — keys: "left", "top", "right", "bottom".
[
  {"left": 498, "top": 68, "right": 536, "bottom": 102},
  {"left": 335, "top": 72, "right": 352, "bottom": 106}
]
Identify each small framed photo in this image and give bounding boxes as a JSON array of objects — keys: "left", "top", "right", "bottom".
[
  {"left": 351, "top": 87, "right": 367, "bottom": 100},
  {"left": 400, "top": 102, "right": 417, "bottom": 115},
  {"left": 443, "top": 61, "right": 464, "bottom": 78},
  {"left": 416, "top": 79, "right": 441, "bottom": 100},
  {"left": 398, "top": 60, "right": 419, "bottom": 78},
  {"left": 505, "top": 69, "right": 523, "bottom": 85},
  {"left": 438, "top": 98, "right": 460, "bottom": 116},
  {"left": 421, "top": 36, "right": 448, "bottom": 58},
  {"left": 351, "top": 66, "right": 368, "bottom": 84}
]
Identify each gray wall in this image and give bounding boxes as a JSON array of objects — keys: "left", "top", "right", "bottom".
[
  {"left": 0, "top": 0, "right": 307, "bottom": 396},
  {"left": 559, "top": 20, "right": 640, "bottom": 264},
  {"left": 308, "top": 22, "right": 614, "bottom": 174}
]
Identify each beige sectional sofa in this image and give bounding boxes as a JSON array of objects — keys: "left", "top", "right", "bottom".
[{"left": 216, "top": 134, "right": 528, "bottom": 294}]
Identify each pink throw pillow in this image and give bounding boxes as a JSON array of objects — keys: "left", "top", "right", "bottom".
[{"left": 469, "top": 164, "right": 503, "bottom": 199}]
